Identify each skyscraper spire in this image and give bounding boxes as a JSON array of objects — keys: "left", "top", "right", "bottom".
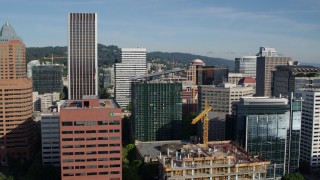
[{"left": 0, "top": 21, "right": 22, "bottom": 41}]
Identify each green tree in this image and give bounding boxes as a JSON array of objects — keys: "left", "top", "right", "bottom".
[
  {"left": 122, "top": 144, "right": 141, "bottom": 180},
  {"left": 62, "top": 86, "right": 68, "bottom": 100},
  {"left": 282, "top": 172, "right": 305, "bottom": 180}
]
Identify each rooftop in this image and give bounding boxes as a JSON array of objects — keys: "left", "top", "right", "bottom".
[
  {"left": 0, "top": 21, "right": 22, "bottom": 42},
  {"left": 61, "top": 98, "right": 119, "bottom": 109},
  {"left": 275, "top": 65, "right": 320, "bottom": 73},
  {"left": 240, "top": 97, "right": 288, "bottom": 105}
]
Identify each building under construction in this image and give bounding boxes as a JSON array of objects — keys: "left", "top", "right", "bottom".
[{"left": 158, "top": 141, "right": 270, "bottom": 180}]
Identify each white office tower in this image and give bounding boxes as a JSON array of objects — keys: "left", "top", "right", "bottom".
[
  {"left": 234, "top": 56, "right": 257, "bottom": 78},
  {"left": 115, "top": 48, "right": 147, "bottom": 108},
  {"left": 296, "top": 89, "right": 320, "bottom": 173},
  {"left": 257, "top": 47, "right": 277, "bottom": 57}
]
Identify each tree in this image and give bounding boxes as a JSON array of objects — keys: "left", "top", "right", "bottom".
[
  {"left": 122, "top": 144, "right": 141, "bottom": 180},
  {"left": 62, "top": 86, "right": 68, "bottom": 100},
  {"left": 282, "top": 172, "right": 305, "bottom": 180}
]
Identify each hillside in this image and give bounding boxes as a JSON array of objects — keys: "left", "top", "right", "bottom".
[
  {"left": 147, "top": 51, "right": 234, "bottom": 69},
  {"left": 26, "top": 44, "right": 234, "bottom": 69}
]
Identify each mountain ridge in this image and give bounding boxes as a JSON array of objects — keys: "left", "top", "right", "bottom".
[{"left": 26, "top": 44, "right": 235, "bottom": 69}]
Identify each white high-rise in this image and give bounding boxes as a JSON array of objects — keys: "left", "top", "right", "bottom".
[
  {"left": 235, "top": 56, "right": 257, "bottom": 78},
  {"left": 115, "top": 48, "right": 146, "bottom": 108},
  {"left": 68, "top": 13, "right": 98, "bottom": 100},
  {"left": 296, "top": 89, "right": 320, "bottom": 173}
]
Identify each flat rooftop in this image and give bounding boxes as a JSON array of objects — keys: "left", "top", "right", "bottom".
[{"left": 61, "top": 99, "right": 119, "bottom": 109}]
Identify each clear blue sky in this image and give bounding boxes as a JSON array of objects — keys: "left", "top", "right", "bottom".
[{"left": 1, "top": 0, "right": 319, "bottom": 63}]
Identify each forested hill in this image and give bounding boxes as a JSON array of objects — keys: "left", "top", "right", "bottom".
[
  {"left": 26, "top": 44, "right": 234, "bottom": 69},
  {"left": 148, "top": 51, "right": 234, "bottom": 69}
]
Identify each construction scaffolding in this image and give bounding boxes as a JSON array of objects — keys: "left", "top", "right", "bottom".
[{"left": 158, "top": 141, "right": 270, "bottom": 180}]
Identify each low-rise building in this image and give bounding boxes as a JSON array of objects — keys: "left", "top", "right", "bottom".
[{"left": 158, "top": 141, "right": 270, "bottom": 180}]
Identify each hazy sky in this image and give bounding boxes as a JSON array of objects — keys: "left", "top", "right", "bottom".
[{"left": 1, "top": 0, "right": 319, "bottom": 63}]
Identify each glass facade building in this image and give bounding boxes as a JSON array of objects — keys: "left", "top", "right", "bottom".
[
  {"left": 131, "top": 82, "right": 182, "bottom": 141},
  {"left": 32, "top": 64, "right": 63, "bottom": 94},
  {"left": 235, "top": 97, "right": 301, "bottom": 179},
  {"left": 235, "top": 56, "right": 257, "bottom": 78}
]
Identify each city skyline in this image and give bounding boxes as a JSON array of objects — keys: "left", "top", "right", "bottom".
[{"left": 1, "top": 0, "right": 319, "bottom": 63}]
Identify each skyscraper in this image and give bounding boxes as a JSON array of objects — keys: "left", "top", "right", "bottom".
[
  {"left": 131, "top": 81, "right": 182, "bottom": 141},
  {"left": 235, "top": 56, "right": 257, "bottom": 78},
  {"left": 198, "top": 83, "right": 254, "bottom": 140},
  {"left": 32, "top": 64, "right": 64, "bottom": 94},
  {"left": 0, "top": 21, "right": 35, "bottom": 163},
  {"left": 273, "top": 65, "right": 320, "bottom": 97},
  {"left": 68, "top": 13, "right": 98, "bottom": 100},
  {"left": 256, "top": 56, "right": 292, "bottom": 97},
  {"left": 296, "top": 89, "right": 320, "bottom": 173},
  {"left": 235, "top": 96, "right": 301, "bottom": 178},
  {"left": 115, "top": 48, "right": 146, "bottom": 108}
]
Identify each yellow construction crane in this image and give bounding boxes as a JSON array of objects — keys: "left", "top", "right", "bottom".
[
  {"left": 191, "top": 99, "right": 212, "bottom": 144},
  {"left": 43, "top": 54, "right": 67, "bottom": 64}
]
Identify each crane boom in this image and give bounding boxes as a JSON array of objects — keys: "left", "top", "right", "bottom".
[
  {"left": 191, "top": 106, "right": 212, "bottom": 124},
  {"left": 191, "top": 99, "right": 212, "bottom": 144}
]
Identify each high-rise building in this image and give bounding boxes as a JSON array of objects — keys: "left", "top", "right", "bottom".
[
  {"left": 27, "top": 60, "right": 40, "bottom": 78},
  {"left": 235, "top": 56, "right": 257, "bottom": 78},
  {"left": 41, "top": 109, "right": 60, "bottom": 167},
  {"left": 115, "top": 48, "right": 146, "bottom": 108},
  {"left": 235, "top": 96, "right": 301, "bottom": 178},
  {"left": 60, "top": 96, "right": 122, "bottom": 180},
  {"left": 296, "top": 89, "right": 320, "bottom": 173},
  {"left": 257, "top": 47, "right": 277, "bottom": 57},
  {"left": 68, "top": 13, "right": 98, "bottom": 100},
  {"left": 32, "top": 64, "right": 64, "bottom": 94},
  {"left": 0, "top": 21, "right": 35, "bottom": 163},
  {"left": 131, "top": 81, "right": 182, "bottom": 141},
  {"left": 273, "top": 65, "right": 320, "bottom": 97},
  {"left": 256, "top": 56, "right": 292, "bottom": 96},
  {"left": 198, "top": 83, "right": 254, "bottom": 140}
]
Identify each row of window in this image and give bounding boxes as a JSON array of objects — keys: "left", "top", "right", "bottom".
[
  {"left": 62, "top": 143, "right": 119, "bottom": 148},
  {"left": 63, "top": 171, "right": 120, "bottom": 177},
  {"left": 62, "top": 120, "right": 120, "bottom": 126},
  {"left": 63, "top": 157, "right": 120, "bottom": 163}
]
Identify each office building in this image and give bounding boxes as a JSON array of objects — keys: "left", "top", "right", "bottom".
[
  {"left": 157, "top": 141, "right": 269, "bottom": 180},
  {"left": 33, "top": 92, "right": 60, "bottom": 112},
  {"left": 296, "top": 89, "right": 320, "bottom": 173},
  {"left": 60, "top": 96, "right": 122, "bottom": 180},
  {"left": 256, "top": 56, "right": 292, "bottom": 96},
  {"left": 235, "top": 56, "right": 257, "bottom": 78},
  {"left": 257, "top": 47, "right": 277, "bottom": 57},
  {"left": 273, "top": 65, "right": 320, "bottom": 97},
  {"left": 0, "top": 21, "right": 35, "bottom": 163},
  {"left": 235, "top": 96, "right": 301, "bottom": 178},
  {"left": 198, "top": 83, "right": 254, "bottom": 140},
  {"left": 197, "top": 66, "right": 228, "bottom": 86},
  {"left": 131, "top": 81, "right": 182, "bottom": 141},
  {"left": 41, "top": 109, "right": 60, "bottom": 167},
  {"left": 68, "top": 13, "right": 98, "bottom": 100},
  {"left": 32, "top": 64, "right": 64, "bottom": 94},
  {"left": 227, "top": 73, "right": 243, "bottom": 84},
  {"left": 115, "top": 48, "right": 146, "bottom": 108},
  {"left": 102, "top": 66, "right": 114, "bottom": 89},
  {"left": 27, "top": 60, "right": 40, "bottom": 78}
]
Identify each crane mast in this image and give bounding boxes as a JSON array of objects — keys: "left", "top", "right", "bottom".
[{"left": 191, "top": 99, "right": 212, "bottom": 144}]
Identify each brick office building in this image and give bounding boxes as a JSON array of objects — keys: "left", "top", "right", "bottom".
[{"left": 60, "top": 96, "right": 122, "bottom": 180}]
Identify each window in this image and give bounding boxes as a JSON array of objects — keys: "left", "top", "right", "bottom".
[
  {"left": 86, "top": 130, "right": 96, "bottom": 133},
  {"left": 62, "top": 122, "right": 72, "bottom": 126}
]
